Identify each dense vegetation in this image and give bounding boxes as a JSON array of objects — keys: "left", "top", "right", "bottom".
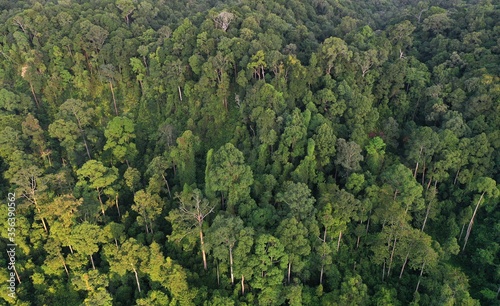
[{"left": 0, "top": 0, "right": 499, "bottom": 305}]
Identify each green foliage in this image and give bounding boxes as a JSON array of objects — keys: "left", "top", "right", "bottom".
[{"left": 1, "top": 0, "right": 499, "bottom": 304}]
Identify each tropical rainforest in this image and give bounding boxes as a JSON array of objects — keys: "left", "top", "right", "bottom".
[{"left": 0, "top": 0, "right": 499, "bottom": 305}]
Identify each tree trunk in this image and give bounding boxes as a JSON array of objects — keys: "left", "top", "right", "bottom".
[
  {"left": 97, "top": 189, "right": 105, "bottom": 216},
  {"left": 110, "top": 82, "right": 118, "bottom": 115},
  {"left": 320, "top": 228, "right": 327, "bottom": 284},
  {"left": 287, "top": 262, "right": 291, "bottom": 284},
  {"left": 426, "top": 177, "right": 433, "bottom": 191},
  {"left": 415, "top": 261, "right": 425, "bottom": 293},
  {"left": 90, "top": 255, "right": 95, "bottom": 270},
  {"left": 463, "top": 192, "right": 485, "bottom": 251},
  {"left": 33, "top": 198, "right": 48, "bottom": 233},
  {"left": 241, "top": 275, "right": 245, "bottom": 295},
  {"left": 133, "top": 267, "right": 141, "bottom": 292},
  {"left": 421, "top": 200, "right": 432, "bottom": 231},
  {"left": 74, "top": 115, "right": 91, "bottom": 159},
  {"left": 382, "top": 260, "right": 386, "bottom": 281},
  {"left": 387, "top": 236, "right": 397, "bottom": 277},
  {"left": 337, "top": 231, "right": 342, "bottom": 252},
  {"left": 454, "top": 167, "right": 460, "bottom": 185},
  {"left": 161, "top": 174, "right": 172, "bottom": 198},
  {"left": 458, "top": 223, "right": 466, "bottom": 241},
  {"left": 12, "top": 263, "right": 21, "bottom": 283},
  {"left": 60, "top": 255, "right": 69, "bottom": 277},
  {"left": 421, "top": 159, "right": 426, "bottom": 185},
  {"left": 320, "top": 264, "right": 324, "bottom": 285},
  {"left": 200, "top": 230, "right": 207, "bottom": 270},
  {"left": 115, "top": 194, "right": 121, "bottom": 217},
  {"left": 178, "top": 85, "right": 183, "bottom": 101},
  {"left": 216, "top": 260, "right": 220, "bottom": 286},
  {"left": 229, "top": 246, "right": 234, "bottom": 285},
  {"left": 29, "top": 82, "right": 39, "bottom": 107},
  {"left": 399, "top": 252, "right": 409, "bottom": 279}
]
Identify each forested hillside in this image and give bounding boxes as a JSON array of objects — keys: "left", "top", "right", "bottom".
[{"left": 0, "top": 0, "right": 499, "bottom": 305}]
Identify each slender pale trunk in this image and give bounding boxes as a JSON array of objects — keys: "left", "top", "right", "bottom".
[
  {"left": 463, "top": 192, "right": 485, "bottom": 251},
  {"left": 229, "top": 246, "right": 234, "bottom": 285},
  {"left": 33, "top": 197, "right": 48, "bottom": 233},
  {"left": 29, "top": 82, "right": 39, "bottom": 107},
  {"left": 421, "top": 159, "right": 426, "bottom": 185},
  {"left": 337, "top": 231, "right": 342, "bottom": 252},
  {"left": 387, "top": 236, "right": 397, "bottom": 277},
  {"left": 69, "top": 245, "right": 74, "bottom": 254},
  {"left": 216, "top": 260, "right": 220, "bottom": 286},
  {"left": 382, "top": 260, "right": 386, "bottom": 281},
  {"left": 110, "top": 82, "right": 118, "bottom": 115},
  {"left": 74, "top": 114, "right": 91, "bottom": 159},
  {"left": 414, "top": 162, "right": 419, "bottom": 178},
  {"left": 90, "top": 255, "right": 95, "bottom": 270},
  {"left": 459, "top": 223, "right": 466, "bottom": 241},
  {"left": 12, "top": 262, "right": 21, "bottom": 283},
  {"left": 415, "top": 261, "right": 426, "bottom": 293},
  {"left": 60, "top": 255, "right": 69, "bottom": 277},
  {"left": 241, "top": 275, "right": 245, "bottom": 295},
  {"left": 399, "top": 252, "right": 409, "bottom": 279},
  {"left": 454, "top": 167, "right": 461, "bottom": 185},
  {"left": 200, "top": 230, "right": 207, "bottom": 270},
  {"left": 97, "top": 189, "right": 105, "bottom": 216},
  {"left": 178, "top": 85, "right": 183, "bottom": 101},
  {"left": 161, "top": 174, "right": 172, "bottom": 198},
  {"left": 320, "top": 228, "right": 327, "bottom": 284},
  {"left": 115, "top": 194, "right": 121, "bottom": 217},
  {"left": 422, "top": 201, "right": 432, "bottom": 231},
  {"left": 365, "top": 212, "right": 371, "bottom": 234},
  {"left": 287, "top": 262, "right": 291, "bottom": 284},
  {"left": 133, "top": 267, "right": 141, "bottom": 292}
]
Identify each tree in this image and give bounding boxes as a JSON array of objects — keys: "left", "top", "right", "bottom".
[
  {"left": 132, "top": 190, "right": 163, "bottom": 234},
  {"left": 276, "top": 217, "right": 311, "bottom": 284},
  {"left": 58, "top": 99, "right": 95, "bottom": 159},
  {"left": 103, "top": 238, "right": 148, "bottom": 292},
  {"left": 103, "top": 116, "right": 138, "bottom": 165},
  {"left": 251, "top": 234, "right": 288, "bottom": 292},
  {"left": 70, "top": 222, "right": 106, "bottom": 270},
  {"left": 206, "top": 143, "right": 253, "bottom": 213},
  {"left": 462, "top": 177, "right": 499, "bottom": 250},
  {"left": 167, "top": 187, "right": 214, "bottom": 270},
  {"left": 213, "top": 11, "right": 234, "bottom": 32},
  {"left": 99, "top": 64, "right": 119, "bottom": 115},
  {"left": 12, "top": 165, "right": 48, "bottom": 232},
  {"left": 206, "top": 214, "right": 251, "bottom": 286},
  {"left": 116, "top": 0, "right": 136, "bottom": 25},
  {"left": 276, "top": 181, "right": 316, "bottom": 222},
  {"left": 170, "top": 130, "right": 200, "bottom": 186},
  {"left": 313, "top": 122, "right": 337, "bottom": 168},
  {"left": 76, "top": 160, "right": 118, "bottom": 216},
  {"left": 335, "top": 138, "right": 364, "bottom": 176},
  {"left": 72, "top": 270, "right": 112, "bottom": 306},
  {"left": 318, "top": 37, "right": 352, "bottom": 75}
]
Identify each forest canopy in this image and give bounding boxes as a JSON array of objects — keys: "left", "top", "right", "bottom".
[{"left": 0, "top": 0, "right": 499, "bottom": 305}]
